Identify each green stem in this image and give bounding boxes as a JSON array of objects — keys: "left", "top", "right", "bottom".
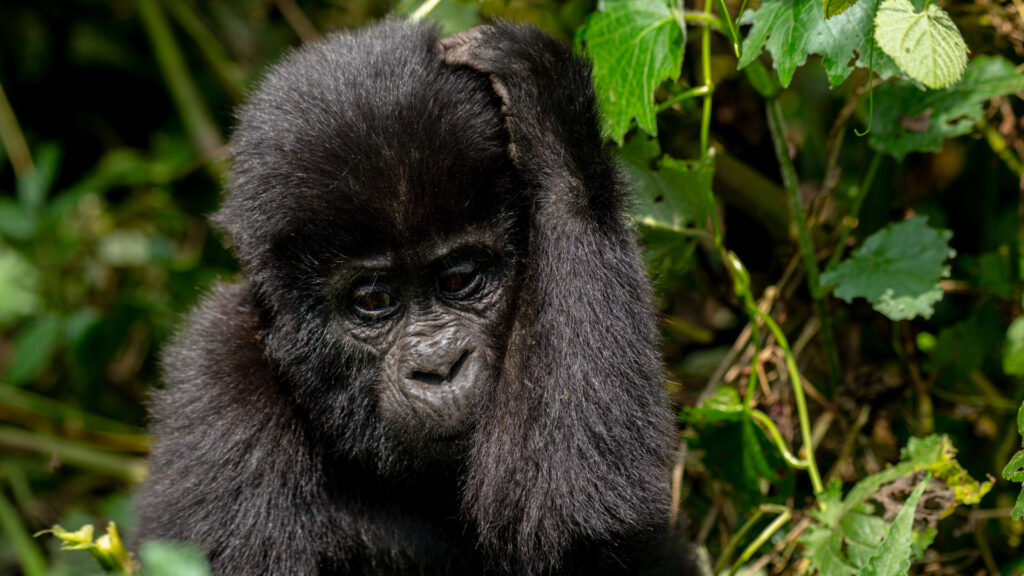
[
  {"left": 0, "top": 488, "right": 45, "bottom": 576},
  {"left": 826, "top": 152, "right": 882, "bottom": 272},
  {"left": 162, "top": 0, "right": 248, "bottom": 103},
  {"left": 700, "top": 0, "right": 714, "bottom": 157},
  {"left": 137, "top": 0, "right": 224, "bottom": 162},
  {"left": 730, "top": 506, "right": 791, "bottom": 575},
  {"left": 656, "top": 85, "right": 710, "bottom": 113},
  {"left": 410, "top": 0, "right": 443, "bottom": 21},
  {"left": 712, "top": 0, "right": 741, "bottom": 57},
  {"left": 682, "top": 11, "right": 724, "bottom": 28},
  {"left": 713, "top": 503, "right": 790, "bottom": 574},
  {"left": 765, "top": 99, "right": 841, "bottom": 390},
  {"left": 0, "top": 427, "right": 147, "bottom": 483},
  {"left": 753, "top": 307, "right": 824, "bottom": 497},
  {"left": 750, "top": 409, "right": 808, "bottom": 469},
  {"left": 0, "top": 79, "right": 33, "bottom": 178}
]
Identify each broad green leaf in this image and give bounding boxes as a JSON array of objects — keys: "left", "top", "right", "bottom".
[
  {"left": 863, "top": 475, "right": 929, "bottom": 576},
  {"left": 684, "top": 386, "right": 789, "bottom": 511},
  {"left": 1003, "top": 315, "right": 1024, "bottom": 377},
  {"left": 821, "top": 217, "right": 954, "bottom": 321},
  {"left": 874, "top": 0, "right": 967, "bottom": 89},
  {"left": 0, "top": 246, "right": 41, "bottom": 328},
  {"left": 825, "top": 0, "right": 860, "bottom": 19},
  {"left": 869, "top": 56, "right": 1024, "bottom": 159},
  {"left": 580, "top": 0, "right": 685, "bottom": 143},
  {"left": 619, "top": 137, "right": 713, "bottom": 275},
  {"left": 739, "top": 0, "right": 899, "bottom": 88}
]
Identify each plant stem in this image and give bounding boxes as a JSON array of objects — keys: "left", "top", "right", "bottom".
[
  {"left": 137, "top": 0, "right": 224, "bottom": 163},
  {"left": 656, "top": 85, "right": 710, "bottom": 113},
  {"left": 0, "top": 427, "right": 147, "bottom": 483},
  {"left": 0, "top": 488, "right": 45, "bottom": 576},
  {"left": 699, "top": 0, "right": 714, "bottom": 157},
  {"left": 826, "top": 151, "right": 882, "bottom": 272},
  {"left": 751, "top": 306, "right": 825, "bottom": 497},
  {"left": 0, "top": 79, "right": 33, "bottom": 178},
  {"left": 765, "top": 99, "right": 841, "bottom": 391},
  {"left": 410, "top": 0, "right": 443, "bottom": 21},
  {"left": 162, "top": 0, "right": 248, "bottom": 103}
]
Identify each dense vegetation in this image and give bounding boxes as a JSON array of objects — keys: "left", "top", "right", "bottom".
[{"left": 0, "top": 0, "right": 1022, "bottom": 574}]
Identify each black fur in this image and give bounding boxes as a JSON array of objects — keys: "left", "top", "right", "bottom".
[{"left": 137, "top": 20, "right": 694, "bottom": 575}]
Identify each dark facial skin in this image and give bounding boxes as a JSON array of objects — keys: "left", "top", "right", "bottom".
[{"left": 331, "top": 230, "right": 512, "bottom": 456}]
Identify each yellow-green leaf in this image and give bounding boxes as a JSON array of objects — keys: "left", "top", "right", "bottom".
[{"left": 874, "top": 0, "right": 968, "bottom": 89}]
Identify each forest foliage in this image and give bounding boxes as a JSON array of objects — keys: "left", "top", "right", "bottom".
[{"left": 0, "top": 0, "right": 1023, "bottom": 574}]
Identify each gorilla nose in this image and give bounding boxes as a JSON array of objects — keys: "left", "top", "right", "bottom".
[{"left": 408, "top": 349, "right": 472, "bottom": 387}]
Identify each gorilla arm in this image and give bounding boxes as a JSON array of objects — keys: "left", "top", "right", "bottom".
[
  {"left": 136, "top": 284, "right": 331, "bottom": 575},
  {"left": 443, "top": 25, "right": 677, "bottom": 574}
]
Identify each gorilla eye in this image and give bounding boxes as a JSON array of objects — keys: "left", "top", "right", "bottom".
[
  {"left": 438, "top": 265, "right": 483, "bottom": 299},
  {"left": 352, "top": 286, "right": 397, "bottom": 318}
]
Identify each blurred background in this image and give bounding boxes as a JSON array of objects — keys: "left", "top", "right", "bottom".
[{"left": 0, "top": 0, "right": 1023, "bottom": 574}]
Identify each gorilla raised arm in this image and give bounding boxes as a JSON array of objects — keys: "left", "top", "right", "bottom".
[{"left": 137, "top": 20, "right": 694, "bottom": 575}]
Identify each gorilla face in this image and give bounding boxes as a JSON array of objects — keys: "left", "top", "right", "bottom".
[
  {"left": 329, "top": 229, "right": 513, "bottom": 455},
  {"left": 212, "top": 24, "right": 522, "bottom": 470}
]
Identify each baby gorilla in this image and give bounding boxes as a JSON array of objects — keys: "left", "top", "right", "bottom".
[{"left": 137, "top": 20, "right": 695, "bottom": 575}]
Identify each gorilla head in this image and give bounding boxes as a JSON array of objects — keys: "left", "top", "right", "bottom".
[
  {"left": 138, "top": 20, "right": 693, "bottom": 576},
  {"left": 215, "top": 25, "right": 520, "bottom": 469}
]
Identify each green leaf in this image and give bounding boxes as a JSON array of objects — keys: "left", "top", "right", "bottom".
[
  {"left": 6, "top": 314, "right": 62, "bottom": 386},
  {"left": 739, "top": 0, "right": 899, "bottom": 88},
  {"left": 0, "top": 246, "right": 42, "bottom": 328},
  {"left": 0, "top": 197, "right": 37, "bottom": 240},
  {"left": 580, "top": 0, "right": 685, "bottom": 143},
  {"left": 869, "top": 56, "right": 1024, "bottom": 159},
  {"left": 1006, "top": 402, "right": 1024, "bottom": 520},
  {"left": 863, "top": 475, "right": 929, "bottom": 576},
  {"left": 619, "top": 137, "right": 713, "bottom": 275},
  {"left": 874, "top": 0, "right": 968, "bottom": 89},
  {"left": 824, "top": 0, "right": 860, "bottom": 19},
  {"left": 16, "top": 143, "right": 61, "bottom": 214},
  {"left": 821, "top": 217, "right": 954, "bottom": 321},
  {"left": 140, "top": 541, "right": 210, "bottom": 576},
  {"left": 1003, "top": 314, "right": 1024, "bottom": 377}
]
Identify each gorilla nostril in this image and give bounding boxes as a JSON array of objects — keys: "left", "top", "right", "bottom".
[{"left": 410, "top": 350, "right": 472, "bottom": 386}]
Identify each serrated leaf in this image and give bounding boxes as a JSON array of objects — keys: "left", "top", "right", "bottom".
[
  {"left": 580, "top": 0, "right": 685, "bottom": 143},
  {"left": 869, "top": 56, "right": 1024, "bottom": 159},
  {"left": 739, "top": 0, "right": 899, "bottom": 88},
  {"left": 825, "top": 0, "right": 860, "bottom": 19},
  {"left": 863, "top": 475, "right": 929, "bottom": 576},
  {"left": 874, "top": 0, "right": 968, "bottom": 89},
  {"left": 821, "top": 217, "right": 954, "bottom": 321}
]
